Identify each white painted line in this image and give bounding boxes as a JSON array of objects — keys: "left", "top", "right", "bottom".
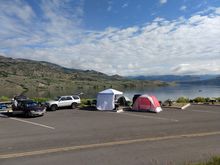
[
  {"left": 191, "top": 110, "right": 220, "bottom": 114},
  {"left": 1, "top": 131, "right": 220, "bottom": 159},
  {"left": 119, "top": 112, "right": 179, "bottom": 122},
  {"left": 0, "top": 113, "right": 8, "bottom": 118},
  {"left": 10, "top": 117, "right": 55, "bottom": 130}
]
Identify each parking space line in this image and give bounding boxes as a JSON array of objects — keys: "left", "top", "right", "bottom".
[
  {"left": 0, "top": 113, "right": 8, "bottom": 118},
  {"left": 9, "top": 117, "right": 55, "bottom": 130},
  {"left": 0, "top": 131, "right": 220, "bottom": 159},
  {"left": 118, "top": 112, "right": 179, "bottom": 122},
  {"left": 191, "top": 110, "right": 220, "bottom": 114}
]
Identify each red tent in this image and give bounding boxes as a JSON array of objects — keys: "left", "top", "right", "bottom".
[{"left": 132, "top": 95, "right": 162, "bottom": 113}]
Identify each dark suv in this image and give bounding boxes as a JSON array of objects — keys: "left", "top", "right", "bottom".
[{"left": 12, "top": 99, "right": 46, "bottom": 117}]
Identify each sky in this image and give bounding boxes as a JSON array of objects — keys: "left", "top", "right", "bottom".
[{"left": 0, "top": 0, "right": 220, "bottom": 76}]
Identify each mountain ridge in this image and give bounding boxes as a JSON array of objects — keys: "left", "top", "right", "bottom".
[
  {"left": 127, "top": 74, "right": 220, "bottom": 84},
  {"left": 0, "top": 55, "right": 168, "bottom": 98}
]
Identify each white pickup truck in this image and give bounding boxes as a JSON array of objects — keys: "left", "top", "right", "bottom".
[{"left": 45, "top": 95, "right": 81, "bottom": 111}]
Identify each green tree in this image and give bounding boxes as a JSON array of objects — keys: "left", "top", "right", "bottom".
[{"left": 176, "top": 97, "right": 189, "bottom": 103}]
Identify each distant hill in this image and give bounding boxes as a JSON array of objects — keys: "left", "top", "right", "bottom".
[
  {"left": 180, "top": 76, "right": 220, "bottom": 86},
  {"left": 0, "top": 55, "right": 168, "bottom": 98},
  {"left": 127, "top": 75, "right": 219, "bottom": 83},
  {"left": 0, "top": 55, "right": 124, "bottom": 81}
]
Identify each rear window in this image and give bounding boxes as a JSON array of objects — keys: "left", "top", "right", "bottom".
[
  {"left": 66, "top": 97, "right": 73, "bottom": 100},
  {"left": 73, "top": 96, "right": 80, "bottom": 100}
]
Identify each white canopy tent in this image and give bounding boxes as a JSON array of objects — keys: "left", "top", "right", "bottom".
[{"left": 96, "top": 89, "right": 123, "bottom": 111}]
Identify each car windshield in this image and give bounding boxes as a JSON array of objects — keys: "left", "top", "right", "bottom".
[
  {"left": 25, "top": 101, "right": 38, "bottom": 107},
  {"left": 0, "top": 103, "right": 6, "bottom": 108},
  {"left": 53, "top": 97, "right": 61, "bottom": 101}
]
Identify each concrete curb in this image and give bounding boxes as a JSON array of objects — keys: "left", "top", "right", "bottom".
[
  {"left": 162, "top": 103, "right": 191, "bottom": 110},
  {"left": 181, "top": 103, "right": 191, "bottom": 110}
]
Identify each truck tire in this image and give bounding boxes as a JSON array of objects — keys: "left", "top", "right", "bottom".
[
  {"left": 25, "top": 111, "right": 32, "bottom": 118},
  {"left": 50, "top": 104, "right": 57, "bottom": 111},
  {"left": 71, "top": 103, "right": 77, "bottom": 109}
]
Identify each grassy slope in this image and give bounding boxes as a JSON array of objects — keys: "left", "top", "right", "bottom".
[
  {"left": 0, "top": 55, "right": 168, "bottom": 97},
  {"left": 190, "top": 156, "right": 220, "bottom": 165}
]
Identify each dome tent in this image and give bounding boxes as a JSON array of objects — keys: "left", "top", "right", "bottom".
[
  {"left": 132, "top": 94, "right": 162, "bottom": 113},
  {"left": 116, "top": 96, "right": 131, "bottom": 106},
  {"left": 96, "top": 89, "right": 123, "bottom": 111}
]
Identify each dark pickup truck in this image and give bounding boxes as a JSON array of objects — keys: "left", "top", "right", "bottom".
[{"left": 12, "top": 99, "right": 46, "bottom": 117}]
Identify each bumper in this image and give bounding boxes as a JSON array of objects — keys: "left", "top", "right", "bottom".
[
  {"left": 0, "top": 108, "right": 13, "bottom": 113},
  {"left": 30, "top": 108, "right": 46, "bottom": 116},
  {"left": 45, "top": 104, "right": 51, "bottom": 110}
]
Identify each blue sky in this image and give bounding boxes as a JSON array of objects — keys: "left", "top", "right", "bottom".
[{"left": 0, "top": 0, "right": 220, "bottom": 76}]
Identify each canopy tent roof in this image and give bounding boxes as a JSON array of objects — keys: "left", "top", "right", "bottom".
[
  {"left": 98, "top": 89, "right": 123, "bottom": 95},
  {"left": 96, "top": 89, "right": 123, "bottom": 111}
]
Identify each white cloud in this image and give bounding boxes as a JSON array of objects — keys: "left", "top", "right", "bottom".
[
  {"left": 172, "top": 62, "right": 220, "bottom": 75},
  {"left": 0, "top": 1, "right": 220, "bottom": 76},
  {"left": 107, "top": 6, "right": 112, "bottom": 12},
  {"left": 180, "top": 5, "right": 187, "bottom": 11},
  {"left": 215, "top": 7, "right": 220, "bottom": 14},
  {"left": 0, "top": 0, "right": 84, "bottom": 48},
  {"left": 0, "top": 0, "right": 35, "bottom": 23},
  {"left": 107, "top": 0, "right": 113, "bottom": 11},
  {"left": 159, "top": 0, "right": 167, "bottom": 5},
  {"left": 122, "top": 3, "right": 128, "bottom": 8},
  {"left": 0, "top": 1, "right": 35, "bottom": 37},
  {"left": 68, "top": 8, "right": 220, "bottom": 75}
]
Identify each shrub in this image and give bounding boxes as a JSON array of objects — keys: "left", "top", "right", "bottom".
[
  {"left": 193, "top": 97, "right": 206, "bottom": 103},
  {"left": 176, "top": 97, "right": 189, "bottom": 103},
  {"left": 0, "top": 96, "right": 10, "bottom": 102},
  {"left": 126, "top": 100, "right": 132, "bottom": 106},
  {"left": 32, "top": 97, "right": 49, "bottom": 103},
  {"left": 190, "top": 156, "right": 220, "bottom": 165},
  {"left": 215, "top": 97, "right": 220, "bottom": 102},
  {"left": 80, "top": 98, "right": 96, "bottom": 107},
  {"left": 80, "top": 99, "right": 88, "bottom": 106},
  {"left": 205, "top": 97, "right": 210, "bottom": 102},
  {"left": 162, "top": 99, "right": 173, "bottom": 106}
]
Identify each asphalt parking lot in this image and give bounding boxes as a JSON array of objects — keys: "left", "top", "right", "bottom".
[{"left": 0, "top": 105, "right": 220, "bottom": 165}]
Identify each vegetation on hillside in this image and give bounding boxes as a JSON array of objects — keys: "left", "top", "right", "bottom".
[
  {"left": 0, "top": 55, "right": 169, "bottom": 98},
  {"left": 175, "top": 97, "right": 220, "bottom": 104},
  {"left": 182, "top": 76, "right": 220, "bottom": 86},
  {"left": 189, "top": 156, "right": 220, "bottom": 165},
  {"left": 0, "top": 96, "right": 10, "bottom": 101}
]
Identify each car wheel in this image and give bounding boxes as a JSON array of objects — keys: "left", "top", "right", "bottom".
[
  {"left": 71, "top": 103, "right": 77, "bottom": 109},
  {"left": 25, "top": 111, "right": 32, "bottom": 118},
  {"left": 50, "top": 105, "right": 57, "bottom": 111}
]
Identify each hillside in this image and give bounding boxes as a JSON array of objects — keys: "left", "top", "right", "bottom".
[
  {"left": 127, "top": 74, "right": 219, "bottom": 83},
  {"left": 0, "top": 55, "right": 168, "bottom": 98},
  {"left": 180, "top": 76, "right": 220, "bottom": 86}
]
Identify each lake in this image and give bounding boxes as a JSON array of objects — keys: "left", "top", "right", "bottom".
[
  {"left": 123, "top": 84, "right": 220, "bottom": 101},
  {"left": 1, "top": 84, "right": 219, "bottom": 101}
]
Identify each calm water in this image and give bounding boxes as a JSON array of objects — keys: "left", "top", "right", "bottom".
[
  {"left": 123, "top": 84, "right": 220, "bottom": 101},
  {"left": 1, "top": 84, "right": 219, "bottom": 101}
]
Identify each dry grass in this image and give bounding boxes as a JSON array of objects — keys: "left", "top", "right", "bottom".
[{"left": 189, "top": 156, "right": 220, "bottom": 165}]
